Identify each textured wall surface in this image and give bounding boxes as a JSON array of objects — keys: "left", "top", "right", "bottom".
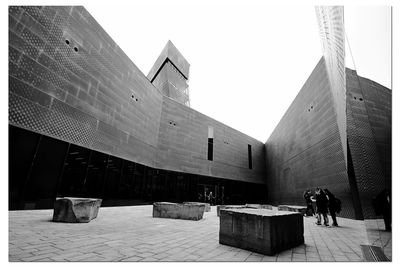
[
  {"left": 156, "top": 96, "right": 266, "bottom": 184},
  {"left": 346, "top": 68, "right": 391, "bottom": 219},
  {"left": 265, "top": 57, "right": 352, "bottom": 218},
  {"left": 9, "top": 6, "right": 266, "bottom": 187},
  {"left": 315, "top": 6, "right": 347, "bottom": 166},
  {"left": 152, "top": 60, "right": 190, "bottom": 106},
  {"left": 9, "top": 6, "right": 163, "bottom": 169},
  {"left": 149, "top": 41, "right": 190, "bottom": 107},
  {"left": 265, "top": 61, "right": 392, "bottom": 220}
]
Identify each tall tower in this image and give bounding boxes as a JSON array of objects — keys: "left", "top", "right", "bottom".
[
  {"left": 148, "top": 41, "right": 190, "bottom": 106},
  {"left": 315, "top": 6, "right": 347, "bottom": 166}
]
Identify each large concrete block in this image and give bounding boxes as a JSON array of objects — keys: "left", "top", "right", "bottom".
[
  {"left": 153, "top": 202, "right": 205, "bottom": 221},
  {"left": 183, "top": 202, "right": 211, "bottom": 212},
  {"left": 278, "top": 205, "right": 307, "bottom": 216},
  {"left": 217, "top": 205, "right": 247, "bottom": 217},
  {"left": 52, "top": 197, "right": 102, "bottom": 223},
  {"left": 245, "top": 204, "right": 273, "bottom": 210},
  {"left": 217, "top": 204, "right": 273, "bottom": 216},
  {"left": 219, "top": 208, "right": 304, "bottom": 256}
]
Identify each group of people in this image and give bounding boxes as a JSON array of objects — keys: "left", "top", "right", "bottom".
[
  {"left": 304, "top": 187, "right": 392, "bottom": 231},
  {"left": 198, "top": 191, "right": 216, "bottom": 205},
  {"left": 303, "top": 187, "right": 341, "bottom": 227}
]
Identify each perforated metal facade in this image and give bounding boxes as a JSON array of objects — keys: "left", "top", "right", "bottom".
[
  {"left": 265, "top": 61, "right": 391, "bottom": 220},
  {"left": 265, "top": 57, "right": 353, "bottom": 218},
  {"left": 9, "top": 6, "right": 266, "bottom": 209},
  {"left": 346, "top": 68, "right": 391, "bottom": 219}
]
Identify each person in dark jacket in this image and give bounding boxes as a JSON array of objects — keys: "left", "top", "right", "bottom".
[
  {"left": 374, "top": 189, "right": 391, "bottom": 231},
  {"left": 303, "top": 189, "right": 315, "bottom": 216},
  {"left": 324, "top": 188, "right": 338, "bottom": 227},
  {"left": 315, "top": 187, "right": 329, "bottom": 226}
]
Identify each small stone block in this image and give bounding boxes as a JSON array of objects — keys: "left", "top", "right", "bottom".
[
  {"left": 219, "top": 208, "right": 304, "bottom": 256},
  {"left": 52, "top": 197, "right": 102, "bottom": 223},
  {"left": 183, "top": 202, "right": 211, "bottom": 212},
  {"left": 153, "top": 202, "right": 205, "bottom": 220}
]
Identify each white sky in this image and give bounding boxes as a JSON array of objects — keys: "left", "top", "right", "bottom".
[
  {"left": 84, "top": 2, "right": 391, "bottom": 143},
  {"left": 344, "top": 6, "right": 391, "bottom": 88}
]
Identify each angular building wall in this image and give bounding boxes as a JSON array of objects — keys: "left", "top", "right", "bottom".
[
  {"left": 265, "top": 57, "right": 353, "bottom": 218},
  {"left": 265, "top": 60, "right": 392, "bottom": 220},
  {"left": 156, "top": 96, "right": 265, "bottom": 184},
  {"left": 8, "top": 6, "right": 266, "bottom": 209},
  {"left": 9, "top": 6, "right": 164, "bottom": 169},
  {"left": 346, "top": 68, "right": 391, "bottom": 219}
]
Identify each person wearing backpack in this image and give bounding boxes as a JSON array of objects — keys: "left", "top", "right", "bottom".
[
  {"left": 303, "top": 189, "right": 315, "bottom": 217},
  {"left": 373, "top": 189, "right": 391, "bottom": 231},
  {"left": 324, "top": 188, "right": 339, "bottom": 227},
  {"left": 315, "top": 187, "right": 329, "bottom": 226}
]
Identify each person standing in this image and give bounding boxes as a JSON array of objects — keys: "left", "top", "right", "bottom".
[
  {"left": 374, "top": 189, "right": 391, "bottom": 231},
  {"left": 303, "top": 189, "right": 315, "bottom": 216},
  {"left": 208, "top": 191, "right": 214, "bottom": 206},
  {"left": 315, "top": 187, "right": 329, "bottom": 226},
  {"left": 324, "top": 188, "right": 338, "bottom": 227}
]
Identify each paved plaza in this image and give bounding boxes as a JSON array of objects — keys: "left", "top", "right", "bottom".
[{"left": 9, "top": 205, "right": 391, "bottom": 262}]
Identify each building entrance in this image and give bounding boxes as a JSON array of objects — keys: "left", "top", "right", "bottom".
[{"left": 197, "top": 184, "right": 225, "bottom": 205}]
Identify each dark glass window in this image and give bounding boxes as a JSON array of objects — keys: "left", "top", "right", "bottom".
[
  {"left": 84, "top": 151, "right": 108, "bottom": 199},
  {"left": 208, "top": 138, "right": 213, "bottom": 161},
  {"left": 24, "top": 135, "right": 68, "bottom": 209},
  {"left": 248, "top": 144, "right": 252, "bottom": 169},
  {"left": 208, "top": 126, "right": 213, "bottom": 161},
  {"left": 103, "top": 156, "right": 123, "bottom": 201},
  {"left": 118, "top": 160, "right": 135, "bottom": 200},
  {"left": 9, "top": 126, "right": 41, "bottom": 210},
  {"left": 58, "top": 144, "right": 91, "bottom": 198}
]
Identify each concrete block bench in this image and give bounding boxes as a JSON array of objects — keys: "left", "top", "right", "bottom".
[
  {"left": 278, "top": 205, "right": 307, "bottom": 216},
  {"left": 52, "top": 197, "right": 102, "bottom": 223},
  {"left": 153, "top": 202, "right": 205, "bottom": 221},
  {"left": 219, "top": 208, "right": 304, "bottom": 256},
  {"left": 183, "top": 202, "right": 211, "bottom": 212}
]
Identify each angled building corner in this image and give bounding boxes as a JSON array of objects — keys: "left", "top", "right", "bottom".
[
  {"left": 148, "top": 40, "right": 191, "bottom": 107},
  {"left": 265, "top": 6, "right": 391, "bottom": 220},
  {"left": 315, "top": 6, "right": 347, "bottom": 168}
]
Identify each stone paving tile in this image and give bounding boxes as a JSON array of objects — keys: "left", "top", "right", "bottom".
[
  {"left": 183, "top": 254, "right": 202, "bottom": 261},
  {"left": 9, "top": 205, "right": 391, "bottom": 262},
  {"left": 261, "top": 255, "right": 278, "bottom": 261},
  {"left": 306, "top": 257, "right": 322, "bottom": 262},
  {"left": 244, "top": 254, "right": 263, "bottom": 262},
  {"left": 333, "top": 254, "right": 349, "bottom": 261},
  {"left": 292, "top": 253, "right": 307, "bottom": 262}
]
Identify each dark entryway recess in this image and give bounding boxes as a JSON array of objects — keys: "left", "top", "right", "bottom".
[{"left": 9, "top": 125, "right": 268, "bottom": 210}]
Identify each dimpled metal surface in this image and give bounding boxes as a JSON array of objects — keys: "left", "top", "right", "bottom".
[{"left": 8, "top": 6, "right": 266, "bottom": 185}]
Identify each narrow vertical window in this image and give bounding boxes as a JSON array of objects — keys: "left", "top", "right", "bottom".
[
  {"left": 208, "top": 126, "right": 213, "bottom": 161},
  {"left": 248, "top": 144, "right": 252, "bottom": 169}
]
